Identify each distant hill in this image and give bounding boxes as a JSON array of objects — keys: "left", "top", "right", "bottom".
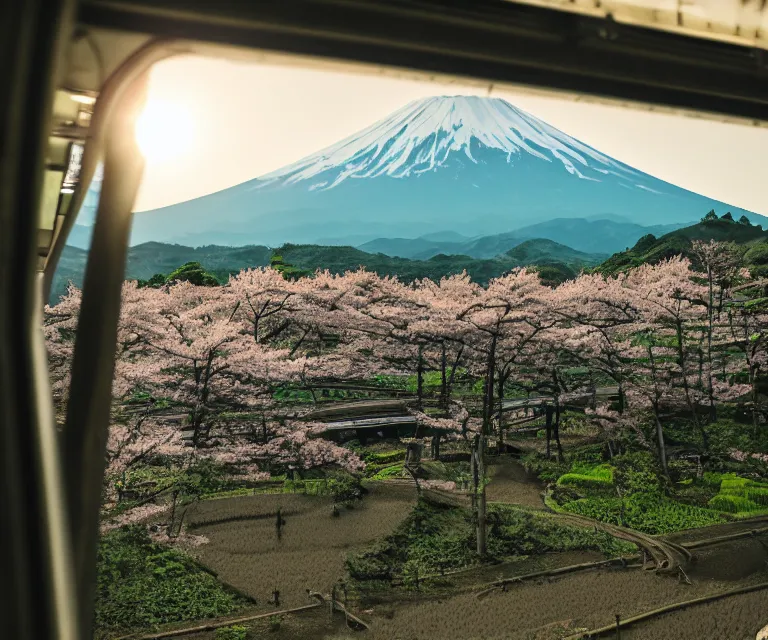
[
  {"left": 359, "top": 218, "right": 692, "bottom": 260},
  {"left": 51, "top": 237, "right": 604, "bottom": 305},
  {"left": 50, "top": 242, "right": 273, "bottom": 305},
  {"left": 279, "top": 238, "right": 605, "bottom": 285},
  {"left": 505, "top": 239, "right": 607, "bottom": 266},
  {"left": 597, "top": 217, "right": 768, "bottom": 276},
  {"left": 357, "top": 236, "right": 463, "bottom": 260}
]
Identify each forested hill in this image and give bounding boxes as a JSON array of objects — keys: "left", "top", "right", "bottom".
[
  {"left": 50, "top": 238, "right": 604, "bottom": 305},
  {"left": 596, "top": 214, "right": 768, "bottom": 276},
  {"left": 51, "top": 214, "right": 768, "bottom": 306},
  {"left": 50, "top": 243, "right": 274, "bottom": 304},
  {"left": 276, "top": 240, "right": 605, "bottom": 286}
]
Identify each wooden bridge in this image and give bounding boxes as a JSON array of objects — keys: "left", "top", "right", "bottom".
[
  {"left": 173, "top": 387, "right": 621, "bottom": 446},
  {"left": 306, "top": 399, "right": 453, "bottom": 444},
  {"left": 500, "top": 386, "right": 619, "bottom": 412}
]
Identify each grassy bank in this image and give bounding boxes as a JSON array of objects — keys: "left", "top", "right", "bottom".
[
  {"left": 346, "top": 500, "right": 636, "bottom": 592},
  {"left": 95, "top": 526, "right": 248, "bottom": 638}
]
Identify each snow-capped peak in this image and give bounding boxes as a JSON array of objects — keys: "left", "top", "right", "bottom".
[{"left": 254, "top": 95, "right": 637, "bottom": 190}]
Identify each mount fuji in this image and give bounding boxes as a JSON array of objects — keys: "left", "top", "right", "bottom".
[{"left": 129, "top": 95, "right": 759, "bottom": 249}]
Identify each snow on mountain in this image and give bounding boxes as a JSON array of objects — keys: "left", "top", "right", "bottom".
[
  {"left": 254, "top": 96, "right": 638, "bottom": 187},
  {"left": 130, "top": 96, "right": 759, "bottom": 248}
]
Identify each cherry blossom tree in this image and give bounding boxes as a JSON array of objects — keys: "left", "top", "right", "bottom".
[{"left": 691, "top": 240, "right": 743, "bottom": 420}]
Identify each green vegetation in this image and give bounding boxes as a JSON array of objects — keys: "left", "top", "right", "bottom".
[
  {"left": 359, "top": 449, "right": 407, "bottom": 465},
  {"left": 346, "top": 500, "right": 635, "bottom": 589},
  {"left": 52, "top": 237, "right": 606, "bottom": 303},
  {"left": 557, "top": 494, "right": 726, "bottom": 535},
  {"left": 122, "top": 260, "right": 221, "bottom": 289},
  {"left": 420, "top": 460, "right": 473, "bottom": 488},
  {"left": 95, "top": 526, "right": 246, "bottom": 637},
  {"left": 268, "top": 615, "right": 283, "bottom": 632},
  {"left": 531, "top": 449, "right": 730, "bottom": 535},
  {"left": 270, "top": 253, "right": 311, "bottom": 280},
  {"left": 557, "top": 463, "right": 614, "bottom": 490},
  {"left": 597, "top": 217, "right": 768, "bottom": 276},
  {"left": 706, "top": 473, "right": 768, "bottom": 515},
  {"left": 51, "top": 242, "right": 273, "bottom": 304},
  {"left": 370, "top": 464, "right": 406, "bottom": 481},
  {"left": 215, "top": 625, "right": 248, "bottom": 640},
  {"left": 275, "top": 241, "right": 599, "bottom": 287}
]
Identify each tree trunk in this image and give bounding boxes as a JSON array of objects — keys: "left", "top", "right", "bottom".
[
  {"left": 617, "top": 381, "right": 625, "bottom": 415},
  {"left": 417, "top": 344, "right": 424, "bottom": 411},
  {"left": 706, "top": 267, "right": 717, "bottom": 422},
  {"left": 545, "top": 405, "right": 553, "bottom": 460},
  {"left": 482, "top": 335, "right": 498, "bottom": 437},
  {"left": 675, "top": 318, "right": 707, "bottom": 449},
  {"left": 496, "top": 370, "right": 506, "bottom": 452},
  {"left": 653, "top": 407, "right": 670, "bottom": 480},
  {"left": 447, "top": 345, "right": 463, "bottom": 401},
  {"left": 473, "top": 434, "right": 487, "bottom": 557},
  {"left": 431, "top": 434, "right": 441, "bottom": 461},
  {"left": 750, "top": 364, "right": 760, "bottom": 438},
  {"left": 440, "top": 343, "right": 448, "bottom": 410},
  {"left": 553, "top": 401, "right": 564, "bottom": 462},
  {"left": 167, "top": 490, "right": 180, "bottom": 537}
]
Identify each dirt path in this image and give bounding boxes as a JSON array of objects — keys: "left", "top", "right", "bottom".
[
  {"left": 485, "top": 459, "right": 545, "bottom": 509},
  {"left": 186, "top": 483, "right": 416, "bottom": 611}
]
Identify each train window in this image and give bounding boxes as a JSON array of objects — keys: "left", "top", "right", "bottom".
[{"left": 47, "top": 53, "right": 768, "bottom": 640}]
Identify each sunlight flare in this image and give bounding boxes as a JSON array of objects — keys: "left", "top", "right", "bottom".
[{"left": 135, "top": 98, "right": 195, "bottom": 164}]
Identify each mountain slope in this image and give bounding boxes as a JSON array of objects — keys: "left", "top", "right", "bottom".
[
  {"left": 130, "top": 96, "right": 761, "bottom": 248},
  {"left": 597, "top": 217, "right": 768, "bottom": 275}
]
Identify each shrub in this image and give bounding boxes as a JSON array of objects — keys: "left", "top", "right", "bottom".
[
  {"left": 215, "top": 625, "right": 248, "bottom": 640},
  {"left": 702, "top": 471, "right": 728, "bottom": 488},
  {"left": 346, "top": 541, "right": 397, "bottom": 581},
  {"left": 612, "top": 451, "right": 661, "bottom": 496},
  {"left": 95, "top": 526, "right": 244, "bottom": 635},
  {"left": 268, "top": 615, "right": 283, "bottom": 632},
  {"left": 327, "top": 471, "right": 364, "bottom": 504},
  {"left": 705, "top": 420, "right": 755, "bottom": 455}
]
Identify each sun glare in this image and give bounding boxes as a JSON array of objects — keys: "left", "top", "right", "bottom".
[{"left": 135, "top": 99, "right": 195, "bottom": 164}]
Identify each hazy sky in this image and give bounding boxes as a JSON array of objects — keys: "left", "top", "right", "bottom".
[{"left": 133, "top": 55, "right": 768, "bottom": 216}]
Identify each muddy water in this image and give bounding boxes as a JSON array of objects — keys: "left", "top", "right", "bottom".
[
  {"left": 188, "top": 483, "right": 416, "bottom": 611},
  {"left": 621, "top": 590, "right": 768, "bottom": 640},
  {"left": 355, "top": 536, "right": 768, "bottom": 640},
  {"left": 187, "top": 459, "right": 768, "bottom": 640}
]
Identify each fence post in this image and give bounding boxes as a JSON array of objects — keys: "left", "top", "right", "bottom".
[{"left": 615, "top": 613, "right": 621, "bottom": 640}]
